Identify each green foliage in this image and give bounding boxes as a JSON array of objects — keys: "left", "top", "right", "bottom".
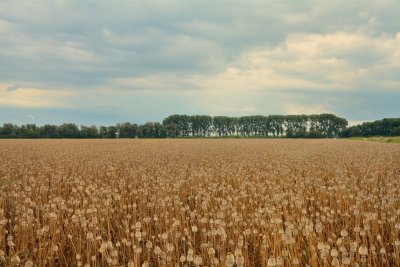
[
  {"left": 0, "top": 113, "right": 351, "bottom": 138},
  {"left": 116, "top": 122, "right": 137, "bottom": 138},
  {"left": 80, "top": 125, "right": 99, "bottom": 138},
  {"left": 58, "top": 123, "right": 80, "bottom": 138},
  {"left": 163, "top": 113, "right": 347, "bottom": 138},
  {"left": 340, "top": 118, "right": 400, "bottom": 137},
  {"left": 138, "top": 122, "right": 167, "bottom": 138}
]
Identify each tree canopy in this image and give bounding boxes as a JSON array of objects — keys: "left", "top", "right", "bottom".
[
  {"left": 340, "top": 118, "right": 400, "bottom": 137},
  {"left": 0, "top": 113, "right": 355, "bottom": 139}
]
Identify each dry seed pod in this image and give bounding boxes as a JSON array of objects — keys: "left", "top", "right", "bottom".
[
  {"left": 226, "top": 253, "right": 235, "bottom": 267},
  {"left": 358, "top": 245, "right": 368, "bottom": 256},
  {"left": 267, "top": 256, "right": 277, "bottom": 267}
]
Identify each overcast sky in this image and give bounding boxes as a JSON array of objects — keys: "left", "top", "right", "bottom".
[{"left": 0, "top": 0, "right": 399, "bottom": 125}]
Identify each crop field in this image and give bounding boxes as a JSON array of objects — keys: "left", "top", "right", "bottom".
[
  {"left": 0, "top": 139, "right": 400, "bottom": 267},
  {"left": 349, "top": 136, "right": 400, "bottom": 144}
]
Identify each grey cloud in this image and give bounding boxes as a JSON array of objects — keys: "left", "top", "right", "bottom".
[
  {"left": 6, "top": 85, "right": 19, "bottom": 91},
  {"left": 0, "top": 0, "right": 399, "bottom": 123},
  {"left": 262, "top": 89, "right": 400, "bottom": 121},
  {"left": 2, "top": 1, "right": 399, "bottom": 85}
]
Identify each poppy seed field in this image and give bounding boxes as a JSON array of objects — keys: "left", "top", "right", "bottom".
[{"left": 0, "top": 139, "right": 400, "bottom": 267}]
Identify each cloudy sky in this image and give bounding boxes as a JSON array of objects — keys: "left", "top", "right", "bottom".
[{"left": 0, "top": 0, "right": 399, "bottom": 125}]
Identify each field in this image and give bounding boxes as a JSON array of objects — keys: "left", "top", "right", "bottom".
[
  {"left": 0, "top": 139, "right": 400, "bottom": 267},
  {"left": 349, "top": 136, "right": 400, "bottom": 144}
]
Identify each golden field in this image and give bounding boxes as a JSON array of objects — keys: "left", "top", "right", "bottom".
[{"left": 0, "top": 139, "right": 400, "bottom": 267}]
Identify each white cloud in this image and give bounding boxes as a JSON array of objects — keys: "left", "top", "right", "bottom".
[
  {"left": 113, "top": 73, "right": 202, "bottom": 91},
  {"left": 207, "top": 32, "right": 400, "bottom": 92},
  {"left": 281, "top": 13, "right": 312, "bottom": 24},
  {"left": 101, "top": 27, "right": 156, "bottom": 46},
  {"left": 0, "top": 84, "right": 73, "bottom": 108},
  {"left": 112, "top": 32, "right": 400, "bottom": 93},
  {"left": 282, "top": 103, "right": 329, "bottom": 115}
]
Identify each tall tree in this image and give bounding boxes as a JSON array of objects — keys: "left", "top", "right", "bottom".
[
  {"left": 0, "top": 123, "right": 17, "bottom": 138},
  {"left": 116, "top": 122, "right": 138, "bottom": 138},
  {"left": 40, "top": 124, "right": 59, "bottom": 138},
  {"left": 58, "top": 123, "right": 80, "bottom": 138},
  {"left": 80, "top": 125, "right": 99, "bottom": 138}
]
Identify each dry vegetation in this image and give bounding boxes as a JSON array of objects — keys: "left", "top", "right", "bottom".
[{"left": 0, "top": 139, "right": 400, "bottom": 267}]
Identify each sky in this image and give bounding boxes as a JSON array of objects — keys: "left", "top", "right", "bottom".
[{"left": 0, "top": 0, "right": 399, "bottom": 126}]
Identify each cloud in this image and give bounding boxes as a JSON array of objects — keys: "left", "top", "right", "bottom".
[
  {"left": 0, "top": 0, "right": 399, "bottom": 123},
  {"left": 282, "top": 103, "right": 329, "bottom": 115},
  {"left": 0, "top": 84, "right": 73, "bottom": 108},
  {"left": 112, "top": 32, "right": 400, "bottom": 93},
  {"left": 101, "top": 29, "right": 400, "bottom": 120},
  {"left": 113, "top": 74, "right": 202, "bottom": 91},
  {"left": 207, "top": 32, "right": 400, "bottom": 92},
  {"left": 2, "top": 1, "right": 399, "bottom": 92}
]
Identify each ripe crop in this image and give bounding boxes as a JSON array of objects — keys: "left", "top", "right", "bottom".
[{"left": 0, "top": 139, "right": 399, "bottom": 266}]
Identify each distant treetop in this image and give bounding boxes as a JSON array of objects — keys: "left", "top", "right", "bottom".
[{"left": 5, "top": 113, "right": 396, "bottom": 139}]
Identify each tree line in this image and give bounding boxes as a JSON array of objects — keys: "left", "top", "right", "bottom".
[
  {"left": 340, "top": 118, "right": 400, "bottom": 137},
  {"left": 0, "top": 122, "right": 166, "bottom": 139},
  {"left": 0, "top": 113, "right": 350, "bottom": 138},
  {"left": 162, "top": 114, "right": 348, "bottom": 138}
]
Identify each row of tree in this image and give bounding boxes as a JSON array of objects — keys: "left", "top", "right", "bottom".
[
  {"left": 0, "top": 114, "right": 349, "bottom": 138},
  {"left": 162, "top": 114, "right": 348, "bottom": 138},
  {"left": 340, "top": 118, "right": 400, "bottom": 137},
  {"left": 0, "top": 122, "right": 168, "bottom": 139}
]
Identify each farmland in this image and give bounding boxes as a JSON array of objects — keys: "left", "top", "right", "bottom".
[
  {"left": 0, "top": 139, "right": 400, "bottom": 266},
  {"left": 349, "top": 136, "right": 400, "bottom": 144}
]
